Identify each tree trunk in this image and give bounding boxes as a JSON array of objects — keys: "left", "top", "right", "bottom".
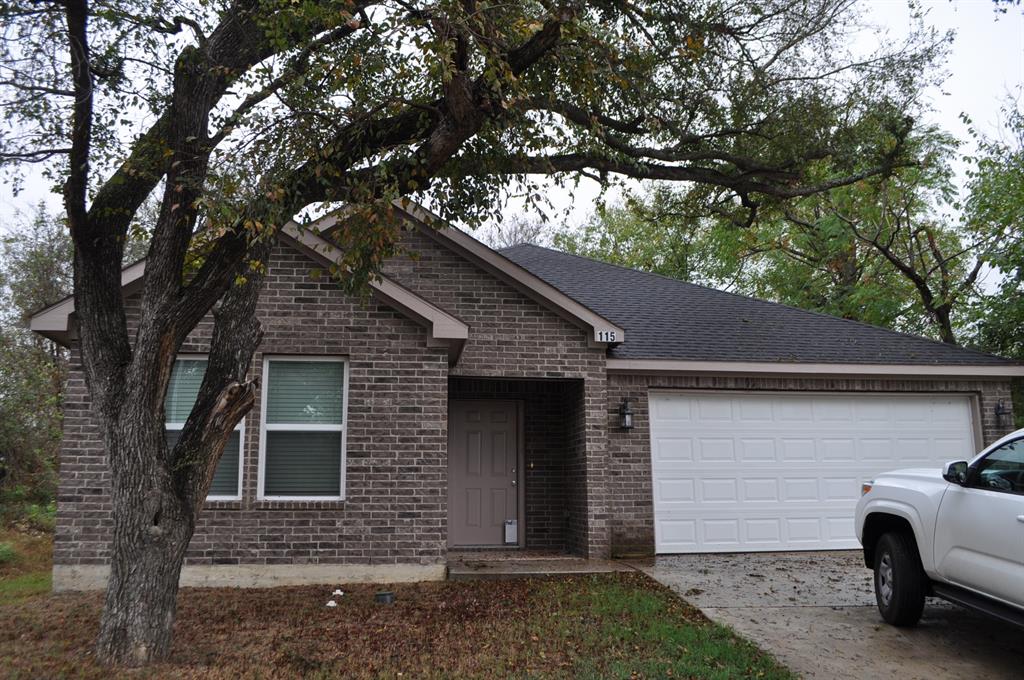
[
  {"left": 932, "top": 304, "right": 958, "bottom": 345},
  {"left": 95, "top": 416, "right": 196, "bottom": 666},
  {"left": 91, "top": 239, "right": 271, "bottom": 666}
]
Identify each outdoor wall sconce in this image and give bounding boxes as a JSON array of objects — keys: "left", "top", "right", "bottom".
[
  {"left": 995, "top": 399, "right": 1009, "bottom": 428},
  {"left": 619, "top": 397, "right": 634, "bottom": 430}
]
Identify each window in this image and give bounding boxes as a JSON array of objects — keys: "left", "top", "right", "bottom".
[
  {"left": 258, "top": 357, "right": 348, "bottom": 500},
  {"left": 165, "top": 358, "right": 244, "bottom": 500},
  {"left": 972, "top": 439, "right": 1024, "bottom": 495}
]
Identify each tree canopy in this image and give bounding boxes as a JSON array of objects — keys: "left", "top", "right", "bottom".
[{"left": 0, "top": 0, "right": 954, "bottom": 667}]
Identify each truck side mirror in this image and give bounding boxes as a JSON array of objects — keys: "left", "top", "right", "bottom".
[{"left": 942, "top": 460, "right": 969, "bottom": 485}]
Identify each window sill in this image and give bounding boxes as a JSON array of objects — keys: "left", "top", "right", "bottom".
[
  {"left": 252, "top": 498, "right": 348, "bottom": 510},
  {"left": 203, "top": 498, "right": 243, "bottom": 510}
]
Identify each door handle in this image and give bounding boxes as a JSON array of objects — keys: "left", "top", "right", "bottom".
[{"left": 1017, "top": 515, "right": 1024, "bottom": 523}]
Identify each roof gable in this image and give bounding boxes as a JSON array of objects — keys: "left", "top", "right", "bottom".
[
  {"left": 389, "top": 200, "right": 624, "bottom": 347},
  {"left": 30, "top": 219, "right": 469, "bottom": 365}
]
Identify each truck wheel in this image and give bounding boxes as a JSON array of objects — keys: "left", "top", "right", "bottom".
[{"left": 873, "top": 531, "right": 926, "bottom": 626}]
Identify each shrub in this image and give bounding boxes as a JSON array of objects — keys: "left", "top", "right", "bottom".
[
  {"left": 20, "top": 503, "right": 56, "bottom": 533},
  {"left": 0, "top": 542, "right": 16, "bottom": 565}
]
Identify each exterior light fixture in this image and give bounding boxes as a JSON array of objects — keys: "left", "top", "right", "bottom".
[
  {"left": 995, "top": 399, "right": 1009, "bottom": 428},
  {"left": 620, "top": 397, "right": 634, "bottom": 430}
]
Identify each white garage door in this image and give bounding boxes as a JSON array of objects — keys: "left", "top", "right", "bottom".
[{"left": 649, "top": 392, "right": 977, "bottom": 553}]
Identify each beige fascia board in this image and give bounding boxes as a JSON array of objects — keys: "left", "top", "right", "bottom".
[
  {"left": 29, "top": 260, "right": 148, "bottom": 347},
  {"left": 280, "top": 222, "right": 469, "bottom": 364},
  {"left": 391, "top": 200, "right": 625, "bottom": 346},
  {"left": 606, "top": 358, "right": 1024, "bottom": 378}
]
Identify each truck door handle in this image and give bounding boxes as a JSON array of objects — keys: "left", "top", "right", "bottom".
[{"left": 1017, "top": 516, "right": 1024, "bottom": 523}]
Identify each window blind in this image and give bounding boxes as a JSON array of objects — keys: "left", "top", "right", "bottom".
[{"left": 166, "top": 358, "right": 243, "bottom": 498}]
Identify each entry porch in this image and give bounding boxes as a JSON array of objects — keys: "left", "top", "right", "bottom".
[{"left": 446, "top": 376, "right": 597, "bottom": 557}]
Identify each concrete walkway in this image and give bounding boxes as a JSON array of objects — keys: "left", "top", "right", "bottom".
[
  {"left": 633, "top": 551, "right": 1024, "bottom": 680},
  {"left": 447, "top": 551, "right": 630, "bottom": 580}
]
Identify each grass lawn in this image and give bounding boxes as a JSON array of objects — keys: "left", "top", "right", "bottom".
[
  {"left": 0, "top": 567, "right": 793, "bottom": 679},
  {"left": 0, "top": 527, "right": 52, "bottom": 606}
]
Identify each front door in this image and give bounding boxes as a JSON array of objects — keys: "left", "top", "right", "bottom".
[{"left": 448, "top": 400, "right": 521, "bottom": 547}]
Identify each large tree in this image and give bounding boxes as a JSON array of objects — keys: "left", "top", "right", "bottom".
[{"left": 1, "top": 0, "right": 946, "bottom": 666}]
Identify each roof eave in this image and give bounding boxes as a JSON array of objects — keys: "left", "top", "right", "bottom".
[{"left": 606, "top": 358, "right": 1024, "bottom": 378}]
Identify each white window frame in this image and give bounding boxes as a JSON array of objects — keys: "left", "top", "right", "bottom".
[
  {"left": 166, "top": 354, "right": 245, "bottom": 502},
  {"left": 257, "top": 355, "right": 349, "bottom": 501}
]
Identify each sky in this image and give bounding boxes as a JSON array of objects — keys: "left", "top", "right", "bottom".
[{"left": 1, "top": 0, "right": 1022, "bottom": 229}]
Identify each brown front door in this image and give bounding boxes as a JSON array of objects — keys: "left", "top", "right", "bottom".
[{"left": 448, "top": 400, "right": 521, "bottom": 547}]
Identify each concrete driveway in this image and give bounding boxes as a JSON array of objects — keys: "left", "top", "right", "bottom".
[{"left": 633, "top": 551, "right": 1023, "bottom": 679}]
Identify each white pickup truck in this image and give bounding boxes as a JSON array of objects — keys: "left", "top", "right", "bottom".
[{"left": 855, "top": 427, "right": 1024, "bottom": 627}]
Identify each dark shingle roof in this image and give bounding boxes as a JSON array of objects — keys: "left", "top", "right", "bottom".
[{"left": 500, "top": 243, "right": 1015, "bottom": 366}]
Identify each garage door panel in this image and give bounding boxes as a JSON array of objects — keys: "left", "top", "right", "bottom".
[
  {"left": 650, "top": 392, "right": 975, "bottom": 553},
  {"left": 746, "top": 519, "right": 782, "bottom": 544},
  {"left": 822, "top": 477, "right": 859, "bottom": 501},
  {"left": 652, "top": 395, "right": 694, "bottom": 421},
  {"left": 821, "top": 438, "right": 856, "bottom": 461},
  {"left": 781, "top": 438, "right": 816, "bottom": 461},
  {"left": 655, "top": 478, "right": 695, "bottom": 503},
  {"left": 739, "top": 439, "right": 776, "bottom": 461},
  {"left": 783, "top": 477, "right": 819, "bottom": 501},
  {"left": 652, "top": 436, "right": 693, "bottom": 462},
  {"left": 739, "top": 400, "right": 773, "bottom": 421},
  {"left": 742, "top": 478, "right": 779, "bottom": 501},
  {"left": 697, "top": 438, "right": 736, "bottom": 461}
]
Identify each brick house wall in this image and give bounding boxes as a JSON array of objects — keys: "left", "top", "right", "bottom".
[
  {"left": 54, "top": 225, "right": 614, "bottom": 575},
  {"left": 382, "top": 226, "right": 611, "bottom": 557},
  {"left": 604, "top": 373, "right": 1018, "bottom": 557},
  {"left": 56, "top": 243, "right": 451, "bottom": 569},
  {"left": 52, "top": 215, "right": 1019, "bottom": 579}
]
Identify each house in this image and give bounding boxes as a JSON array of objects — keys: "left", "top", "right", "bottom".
[{"left": 31, "top": 201, "right": 1022, "bottom": 590}]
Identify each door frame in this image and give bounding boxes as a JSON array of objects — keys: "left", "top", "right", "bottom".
[{"left": 447, "top": 398, "right": 526, "bottom": 549}]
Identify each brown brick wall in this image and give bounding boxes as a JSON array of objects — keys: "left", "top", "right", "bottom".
[
  {"left": 55, "top": 221, "right": 1014, "bottom": 570},
  {"left": 57, "top": 243, "right": 451, "bottom": 567},
  {"left": 55, "top": 226, "right": 613, "bottom": 567},
  {"left": 605, "top": 373, "right": 1017, "bottom": 557},
  {"left": 383, "top": 227, "right": 611, "bottom": 557}
]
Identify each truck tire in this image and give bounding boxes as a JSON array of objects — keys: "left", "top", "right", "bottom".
[{"left": 873, "top": 531, "right": 926, "bottom": 626}]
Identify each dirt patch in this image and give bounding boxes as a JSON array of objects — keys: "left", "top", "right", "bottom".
[
  {"left": 0, "top": 528, "right": 51, "bottom": 580},
  {"left": 0, "top": 572, "right": 792, "bottom": 679}
]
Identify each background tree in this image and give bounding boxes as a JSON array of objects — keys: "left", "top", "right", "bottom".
[
  {"left": 966, "top": 105, "right": 1024, "bottom": 359},
  {"left": 555, "top": 182, "right": 930, "bottom": 331},
  {"left": 775, "top": 130, "right": 986, "bottom": 344},
  {"left": 481, "top": 214, "right": 548, "bottom": 249},
  {"left": 0, "top": 0, "right": 948, "bottom": 665},
  {"left": 562, "top": 125, "right": 1022, "bottom": 346},
  {"left": 0, "top": 204, "right": 73, "bottom": 521}
]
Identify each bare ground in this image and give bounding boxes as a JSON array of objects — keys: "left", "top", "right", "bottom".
[{"left": 0, "top": 570, "right": 793, "bottom": 679}]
